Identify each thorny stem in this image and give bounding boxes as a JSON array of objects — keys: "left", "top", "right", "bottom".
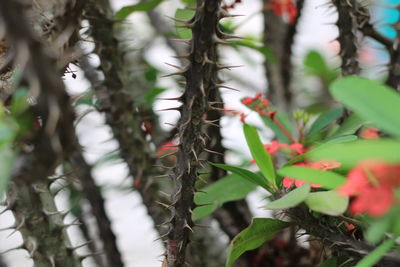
[
  {"left": 70, "top": 151, "right": 123, "bottom": 267},
  {"left": 165, "top": 0, "right": 223, "bottom": 265},
  {"left": 82, "top": 0, "right": 171, "bottom": 244},
  {"left": 332, "top": 0, "right": 361, "bottom": 76},
  {"left": 0, "top": 1, "right": 81, "bottom": 265},
  {"left": 281, "top": 0, "right": 305, "bottom": 105}
]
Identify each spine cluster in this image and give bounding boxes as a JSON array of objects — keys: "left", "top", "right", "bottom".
[
  {"left": 165, "top": 0, "right": 231, "bottom": 265},
  {"left": 333, "top": 0, "right": 361, "bottom": 76}
]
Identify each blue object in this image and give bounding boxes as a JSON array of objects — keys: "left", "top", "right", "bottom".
[{"left": 376, "top": 0, "right": 400, "bottom": 38}]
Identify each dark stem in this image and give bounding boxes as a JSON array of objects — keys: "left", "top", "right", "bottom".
[
  {"left": 333, "top": 0, "right": 361, "bottom": 76},
  {"left": 280, "top": 0, "right": 305, "bottom": 106},
  {"left": 70, "top": 151, "right": 124, "bottom": 267},
  {"left": 262, "top": 0, "right": 290, "bottom": 112},
  {"left": 166, "top": 0, "right": 223, "bottom": 265},
  {"left": 287, "top": 207, "right": 400, "bottom": 266},
  {"left": 82, "top": 0, "right": 170, "bottom": 238}
]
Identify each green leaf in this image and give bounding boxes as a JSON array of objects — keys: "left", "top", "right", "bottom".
[
  {"left": 304, "top": 50, "right": 338, "bottom": 83},
  {"left": 243, "top": 124, "right": 276, "bottom": 189},
  {"left": 226, "top": 218, "right": 291, "bottom": 267},
  {"left": 365, "top": 216, "right": 393, "bottom": 245},
  {"left": 264, "top": 184, "right": 310, "bottom": 210},
  {"left": 259, "top": 112, "right": 293, "bottom": 144},
  {"left": 278, "top": 167, "right": 346, "bottom": 190},
  {"left": 354, "top": 236, "right": 397, "bottom": 267},
  {"left": 11, "top": 87, "right": 29, "bottom": 115},
  {"left": 309, "top": 139, "right": 400, "bottom": 169},
  {"left": 115, "top": 0, "right": 164, "bottom": 20},
  {"left": 318, "top": 257, "right": 339, "bottom": 267},
  {"left": 144, "top": 87, "right": 166, "bottom": 105},
  {"left": 307, "top": 107, "right": 343, "bottom": 137},
  {"left": 304, "top": 190, "right": 349, "bottom": 216},
  {"left": 285, "top": 135, "right": 357, "bottom": 167},
  {"left": 0, "top": 145, "right": 16, "bottom": 195},
  {"left": 330, "top": 76, "right": 400, "bottom": 137},
  {"left": 329, "top": 113, "right": 365, "bottom": 138},
  {"left": 174, "top": 8, "right": 195, "bottom": 39},
  {"left": 232, "top": 40, "right": 276, "bottom": 63},
  {"left": 193, "top": 174, "right": 256, "bottom": 221},
  {"left": 210, "top": 163, "right": 271, "bottom": 192},
  {"left": 324, "top": 135, "right": 358, "bottom": 144}
]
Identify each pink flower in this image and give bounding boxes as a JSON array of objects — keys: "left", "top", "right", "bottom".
[{"left": 339, "top": 161, "right": 400, "bottom": 217}]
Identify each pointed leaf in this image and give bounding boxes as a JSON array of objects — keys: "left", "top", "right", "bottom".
[
  {"left": 264, "top": 184, "right": 310, "bottom": 210},
  {"left": 193, "top": 174, "right": 256, "bottom": 221},
  {"left": 309, "top": 139, "right": 400, "bottom": 169},
  {"left": 226, "top": 218, "right": 291, "bottom": 267},
  {"left": 330, "top": 77, "right": 400, "bottom": 137},
  {"left": 354, "top": 236, "right": 397, "bottom": 267},
  {"left": 115, "top": 0, "right": 164, "bottom": 20},
  {"left": 304, "top": 190, "right": 349, "bottom": 216},
  {"left": 278, "top": 167, "right": 346, "bottom": 190},
  {"left": 308, "top": 107, "right": 343, "bottom": 137},
  {"left": 329, "top": 113, "right": 365, "bottom": 138},
  {"left": 210, "top": 163, "right": 272, "bottom": 192},
  {"left": 243, "top": 124, "right": 276, "bottom": 189}
]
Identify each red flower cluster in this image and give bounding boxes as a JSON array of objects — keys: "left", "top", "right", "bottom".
[
  {"left": 263, "top": 141, "right": 306, "bottom": 156},
  {"left": 339, "top": 161, "right": 400, "bottom": 217},
  {"left": 269, "top": 0, "right": 298, "bottom": 24},
  {"left": 283, "top": 160, "right": 341, "bottom": 188}
]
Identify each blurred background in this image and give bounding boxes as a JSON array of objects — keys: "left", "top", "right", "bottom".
[{"left": 0, "top": 0, "right": 398, "bottom": 266}]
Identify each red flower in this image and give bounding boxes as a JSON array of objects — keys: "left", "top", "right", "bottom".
[
  {"left": 269, "top": 0, "right": 298, "bottom": 24},
  {"left": 289, "top": 143, "right": 306, "bottom": 155},
  {"left": 360, "top": 127, "right": 379, "bottom": 139},
  {"left": 240, "top": 113, "right": 247, "bottom": 123},
  {"left": 241, "top": 97, "right": 254, "bottom": 105},
  {"left": 264, "top": 140, "right": 288, "bottom": 155},
  {"left": 339, "top": 161, "right": 400, "bottom": 217},
  {"left": 283, "top": 160, "right": 341, "bottom": 189}
]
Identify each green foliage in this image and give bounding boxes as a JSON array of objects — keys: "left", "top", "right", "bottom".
[
  {"left": 307, "top": 107, "right": 343, "bottom": 138},
  {"left": 174, "top": 8, "right": 195, "bottom": 39},
  {"left": 0, "top": 145, "right": 16, "bottom": 195},
  {"left": 330, "top": 76, "right": 400, "bottom": 137},
  {"left": 193, "top": 174, "right": 256, "bottom": 221},
  {"left": 328, "top": 113, "right": 365, "bottom": 138},
  {"left": 309, "top": 139, "right": 400, "bottom": 169},
  {"left": 232, "top": 39, "right": 276, "bottom": 63},
  {"left": 210, "top": 163, "right": 272, "bottom": 192},
  {"left": 354, "top": 236, "right": 397, "bottom": 267},
  {"left": 144, "top": 87, "right": 166, "bottom": 107},
  {"left": 277, "top": 167, "right": 346, "bottom": 190},
  {"left": 304, "top": 50, "right": 338, "bottom": 84},
  {"left": 226, "top": 218, "right": 291, "bottom": 267},
  {"left": 365, "top": 215, "right": 393, "bottom": 245},
  {"left": 264, "top": 184, "right": 310, "bottom": 210},
  {"left": 243, "top": 124, "right": 277, "bottom": 189},
  {"left": 304, "top": 190, "right": 348, "bottom": 216},
  {"left": 115, "top": 0, "right": 164, "bottom": 20}
]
